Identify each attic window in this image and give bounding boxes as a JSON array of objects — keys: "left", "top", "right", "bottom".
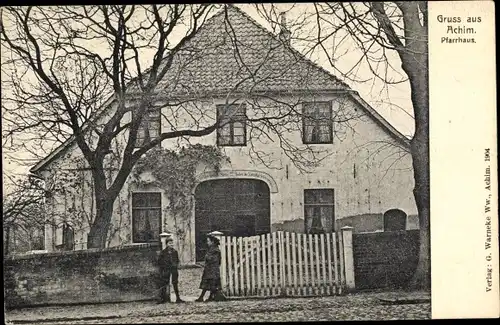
[
  {"left": 216, "top": 104, "right": 246, "bottom": 146},
  {"left": 302, "top": 102, "right": 333, "bottom": 144},
  {"left": 134, "top": 107, "right": 161, "bottom": 148}
]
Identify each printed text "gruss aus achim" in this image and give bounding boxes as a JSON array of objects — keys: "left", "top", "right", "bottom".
[
  {"left": 437, "top": 15, "right": 479, "bottom": 44},
  {"left": 441, "top": 25, "right": 476, "bottom": 44}
]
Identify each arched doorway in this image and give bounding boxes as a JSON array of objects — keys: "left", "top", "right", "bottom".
[{"left": 194, "top": 178, "right": 271, "bottom": 261}]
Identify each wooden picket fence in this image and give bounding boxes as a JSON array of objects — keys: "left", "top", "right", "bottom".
[{"left": 219, "top": 231, "right": 346, "bottom": 297}]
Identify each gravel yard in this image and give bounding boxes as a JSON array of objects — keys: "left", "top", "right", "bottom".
[{"left": 6, "top": 291, "right": 431, "bottom": 323}]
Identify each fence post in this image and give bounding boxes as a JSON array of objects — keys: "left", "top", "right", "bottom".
[
  {"left": 220, "top": 236, "right": 227, "bottom": 292},
  {"left": 278, "top": 231, "right": 286, "bottom": 296},
  {"left": 341, "top": 227, "right": 355, "bottom": 292}
]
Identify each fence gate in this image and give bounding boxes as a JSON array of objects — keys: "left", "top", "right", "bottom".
[{"left": 219, "top": 231, "right": 348, "bottom": 297}]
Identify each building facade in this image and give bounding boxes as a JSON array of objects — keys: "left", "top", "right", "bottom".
[{"left": 31, "top": 5, "right": 417, "bottom": 264}]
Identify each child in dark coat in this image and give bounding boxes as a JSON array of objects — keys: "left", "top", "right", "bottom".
[
  {"left": 157, "top": 237, "right": 184, "bottom": 303},
  {"left": 195, "top": 234, "right": 223, "bottom": 302}
]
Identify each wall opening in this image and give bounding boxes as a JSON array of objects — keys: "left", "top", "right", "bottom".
[
  {"left": 383, "top": 208, "right": 407, "bottom": 231},
  {"left": 194, "top": 178, "right": 271, "bottom": 261}
]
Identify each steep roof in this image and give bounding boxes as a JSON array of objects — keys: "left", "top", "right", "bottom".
[
  {"left": 128, "top": 4, "right": 349, "bottom": 97},
  {"left": 30, "top": 5, "right": 408, "bottom": 174}
]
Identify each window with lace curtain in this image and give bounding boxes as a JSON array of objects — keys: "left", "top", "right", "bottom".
[
  {"left": 132, "top": 192, "right": 162, "bottom": 243},
  {"left": 302, "top": 102, "right": 333, "bottom": 144},
  {"left": 304, "top": 189, "right": 335, "bottom": 234}
]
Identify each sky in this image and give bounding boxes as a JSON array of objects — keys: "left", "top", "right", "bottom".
[
  {"left": 237, "top": 3, "right": 415, "bottom": 136},
  {"left": 1, "top": 3, "right": 415, "bottom": 185}
]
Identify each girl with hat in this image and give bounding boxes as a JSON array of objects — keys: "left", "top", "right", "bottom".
[{"left": 195, "top": 232, "right": 223, "bottom": 302}]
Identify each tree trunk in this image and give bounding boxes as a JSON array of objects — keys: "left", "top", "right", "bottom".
[
  {"left": 87, "top": 196, "right": 116, "bottom": 249},
  {"left": 404, "top": 54, "right": 430, "bottom": 290},
  {"left": 5, "top": 226, "right": 10, "bottom": 256},
  {"left": 369, "top": 1, "right": 430, "bottom": 289},
  {"left": 388, "top": 2, "right": 430, "bottom": 290},
  {"left": 409, "top": 131, "right": 430, "bottom": 290},
  {"left": 85, "top": 151, "right": 135, "bottom": 249}
]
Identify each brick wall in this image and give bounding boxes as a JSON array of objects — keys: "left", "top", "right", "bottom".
[
  {"left": 352, "top": 230, "right": 420, "bottom": 290},
  {"left": 4, "top": 244, "right": 203, "bottom": 309}
]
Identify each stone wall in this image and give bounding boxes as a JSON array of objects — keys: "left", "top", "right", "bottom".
[
  {"left": 4, "top": 244, "right": 203, "bottom": 309},
  {"left": 352, "top": 230, "right": 420, "bottom": 290},
  {"left": 5, "top": 229, "right": 422, "bottom": 308}
]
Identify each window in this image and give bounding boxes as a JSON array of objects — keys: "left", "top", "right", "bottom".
[
  {"left": 55, "top": 223, "right": 74, "bottom": 251},
  {"left": 135, "top": 107, "right": 161, "bottom": 147},
  {"left": 304, "top": 189, "right": 334, "bottom": 234},
  {"left": 302, "top": 102, "right": 332, "bottom": 144},
  {"left": 32, "top": 226, "right": 45, "bottom": 251},
  {"left": 132, "top": 192, "right": 162, "bottom": 243},
  {"left": 217, "top": 104, "right": 246, "bottom": 146}
]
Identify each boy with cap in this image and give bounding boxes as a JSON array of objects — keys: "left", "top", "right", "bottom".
[{"left": 157, "top": 236, "right": 184, "bottom": 303}]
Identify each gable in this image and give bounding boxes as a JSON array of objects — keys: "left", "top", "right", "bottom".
[{"left": 349, "top": 92, "right": 410, "bottom": 148}]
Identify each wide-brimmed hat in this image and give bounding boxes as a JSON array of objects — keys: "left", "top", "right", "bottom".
[
  {"left": 160, "top": 232, "right": 173, "bottom": 242},
  {"left": 206, "top": 231, "right": 221, "bottom": 244}
]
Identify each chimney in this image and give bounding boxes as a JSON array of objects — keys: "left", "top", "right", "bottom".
[{"left": 279, "top": 12, "right": 291, "bottom": 46}]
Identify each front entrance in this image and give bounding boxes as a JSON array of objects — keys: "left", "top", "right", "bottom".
[{"left": 194, "top": 179, "right": 271, "bottom": 261}]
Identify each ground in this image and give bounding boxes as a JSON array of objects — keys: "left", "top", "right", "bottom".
[{"left": 5, "top": 291, "right": 430, "bottom": 323}]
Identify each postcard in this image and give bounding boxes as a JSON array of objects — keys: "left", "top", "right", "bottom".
[{"left": 2, "top": 1, "right": 498, "bottom": 322}]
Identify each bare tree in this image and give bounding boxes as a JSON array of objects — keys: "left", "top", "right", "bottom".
[
  {"left": 1, "top": 5, "right": 362, "bottom": 249},
  {"left": 1, "top": 5, "right": 218, "bottom": 248},
  {"left": 256, "top": 2, "right": 429, "bottom": 289},
  {"left": 3, "top": 175, "right": 48, "bottom": 255}
]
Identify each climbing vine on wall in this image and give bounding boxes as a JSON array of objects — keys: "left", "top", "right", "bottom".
[
  {"left": 131, "top": 144, "right": 229, "bottom": 245},
  {"left": 46, "top": 137, "right": 132, "bottom": 248}
]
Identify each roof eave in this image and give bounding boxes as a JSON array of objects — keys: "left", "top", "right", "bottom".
[{"left": 348, "top": 91, "right": 412, "bottom": 149}]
